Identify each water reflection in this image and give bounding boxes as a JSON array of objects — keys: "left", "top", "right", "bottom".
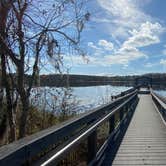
[
  {"left": 30, "top": 85, "right": 131, "bottom": 113},
  {"left": 72, "top": 85, "right": 130, "bottom": 111},
  {"left": 154, "top": 90, "right": 166, "bottom": 97}
]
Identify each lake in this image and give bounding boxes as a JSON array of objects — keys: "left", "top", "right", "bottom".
[
  {"left": 30, "top": 85, "right": 131, "bottom": 113},
  {"left": 155, "top": 90, "right": 166, "bottom": 97}
]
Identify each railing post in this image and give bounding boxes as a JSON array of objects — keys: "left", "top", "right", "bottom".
[
  {"left": 163, "top": 109, "right": 166, "bottom": 121},
  {"left": 127, "top": 103, "right": 130, "bottom": 113},
  {"left": 109, "top": 115, "right": 115, "bottom": 134},
  {"left": 87, "top": 130, "right": 97, "bottom": 164},
  {"left": 120, "top": 107, "right": 124, "bottom": 121},
  {"left": 161, "top": 108, "right": 165, "bottom": 117}
]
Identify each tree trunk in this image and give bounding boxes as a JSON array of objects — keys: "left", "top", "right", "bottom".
[
  {"left": 1, "top": 55, "right": 17, "bottom": 142},
  {"left": 19, "top": 96, "right": 29, "bottom": 138},
  {"left": 0, "top": 3, "right": 17, "bottom": 142},
  {"left": 0, "top": 53, "right": 17, "bottom": 142},
  {"left": 6, "top": 95, "right": 17, "bottom": 142}
]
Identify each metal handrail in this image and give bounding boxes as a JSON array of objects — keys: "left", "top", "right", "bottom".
[
  {"left": 151, "top": 89, "right": 166, "bottom": 124},
  {"left": 151, "top": 90, "right": 166, "bottom": 109},
  {"left": 0, "top": 89, "right": 137, "bottom": 166},
  {"left": 40, "top": 92, "right": 137, "bottom": 166}
]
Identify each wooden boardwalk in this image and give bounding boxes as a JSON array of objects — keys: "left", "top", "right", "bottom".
[{"left": 112, "top": 94, "right": 166, "bottom": 165}]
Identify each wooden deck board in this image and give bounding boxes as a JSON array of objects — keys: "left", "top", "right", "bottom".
[{"left": 111, "top": 94, "right": 166, "bottom": 166}]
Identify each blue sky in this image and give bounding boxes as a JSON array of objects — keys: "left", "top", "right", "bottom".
[{"left": 49, "top": 0, "right": 166, "bottom": 76}]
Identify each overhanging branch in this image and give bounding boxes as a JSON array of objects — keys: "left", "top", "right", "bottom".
[{"left": 0, "top": 35, "right": 20, "bottom": 66}]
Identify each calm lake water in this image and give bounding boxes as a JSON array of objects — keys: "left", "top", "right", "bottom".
[
  {"left": 30, "top": 85, "right": 131, "bottom": 113},
  {"left": 155, "top": 90, "right": 166, "bottom": 97}
]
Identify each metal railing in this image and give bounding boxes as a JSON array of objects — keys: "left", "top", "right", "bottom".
[
  {"left": 111, "top": 87, "right": 136, "bottom": 99},
  {"left": 0, "top": 89, "right": 138, "bottom": 166},
  {"left": 151, "top": 90, "right": 166, "bottom": 122}
]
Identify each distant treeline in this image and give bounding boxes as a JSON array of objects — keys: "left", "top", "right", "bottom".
[{"left": 25, "top": 73, "right": 166, "bottom": 88}]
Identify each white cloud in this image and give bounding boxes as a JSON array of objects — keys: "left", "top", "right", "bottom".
[
  {"left": 97, "top": 0, "right": 144, "bottom": 20},
  {"left": 64, "top": 1, "right": 164, "bottom": 70},
  {"left": 160, "top": 59, "right": 166, "bottom": 65},
  {"left": 88, "top": 42, "right": 101, "bottom": 50},
  {"left": 96, "top": 0, "right": 153, "bottom": 38},
  {"left": 98, "top": 39, "right": 114, "bottom": 50},
  {"left": 85, "top": 37, "right": 147, "bottom": 67},
  {"left": 94, "top": 1, "right": 164, "bottom": 60},
  {"left": 144, "top": 62, "right": 158, "bottom": 68},
  {"left": 63, "top": 46, "right": 145, "bottom": 67},
  {"left": 89, "top": 21, "right": 163, "bottom": 67},
  {"left": 123, "top": 22, "right": 163, "bottom": 48},
  {"left": 88, "top": 40, "right": 114, "bottom": 51},
  {"left": 105, "top": 46, "right": 146, "bottom": 65}
]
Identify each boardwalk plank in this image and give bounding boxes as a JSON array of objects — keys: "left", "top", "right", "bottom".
[{"left": 111, "top": 94, "right": 166, "bottom": 166}]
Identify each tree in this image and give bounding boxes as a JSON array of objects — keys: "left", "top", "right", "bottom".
[
  {"left": 0, "top": 0, "right": 18, "bottom": 142},
  {"left": 0, "top": 0, "right": 90, "bottom": 139}
]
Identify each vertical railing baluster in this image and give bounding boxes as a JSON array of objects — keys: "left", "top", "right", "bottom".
[
  {"left": 127, "top": 103, "right": 130, "bottom": 114},
  {"left": 109, "top": 115, "right": 115, "bottom": 134},
  {"left": 87, "top": 130, "right": 97, "bottom": 164},
  {"left": 120, "top": 107, "right": 124, "bottom": 121},
  {"left": 161, "top": 108, "right": 165, "bottom": 117}
]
